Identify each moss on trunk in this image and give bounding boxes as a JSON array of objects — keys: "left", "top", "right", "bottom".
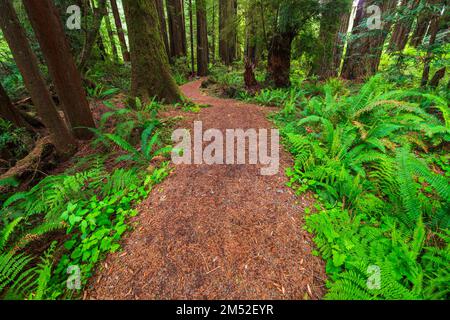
[{"left": 123, "top": 0, "right": 182, "bottom": 104}]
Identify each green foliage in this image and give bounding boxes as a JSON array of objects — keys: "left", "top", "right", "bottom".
[
  {"left": 0, "top": 160, "right": 170, "bottom": 299},
  {"left": 86, "top": 84, "right": 120, "bottom": 99},
  {"left": 0, "top": 118, "right": 32, "bottom": 165},
  {"left": 0, "top": 96, "right": 172, "bottom": 299},
  {"left": 277, "top": 75, "right": 449, "bottom": 299},
  {"left": 170, "top": 57, "right": 190, "bottom": 85},
  {"left": 0, "top": 241, "right": 56, "bottom": 300}
]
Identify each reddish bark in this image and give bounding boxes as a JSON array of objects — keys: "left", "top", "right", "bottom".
[
  {"left": 110, "top": 0, "right": 130, "bottom": 62},
  {"left": 156, "top": 0, "right": 170, "bottom": 58},
  {"left": 0, "top": 0, "right": 76, "bottom": 156},
  {"left": 197, "top": 0, "right": 209, "bottom": 76},
  {"left": 166, "top": 0, "right": 187, "bottom": 58},
  {"left": 267, "top": 32, "right": 296, "bottom": 87},
  {"left": 0, "top": 83, "right": 32, "bottom": 131},
  {"left": 23, "top": 0, "right": 96, "bottom": 140}
]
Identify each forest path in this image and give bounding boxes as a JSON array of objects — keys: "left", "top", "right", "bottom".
[{"left": 86, "top": 79, "right": 325, "bottom": 300}]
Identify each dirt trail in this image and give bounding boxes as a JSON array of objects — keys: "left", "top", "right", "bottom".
[{"left": 86, "top": 79, "right": 325, "bottom": 300}]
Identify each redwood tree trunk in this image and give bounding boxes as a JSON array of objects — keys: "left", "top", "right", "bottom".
[
  {"left": 189, "top": 0, "right": 195, "bottom": 74},
  {"left": 110, "top": 0, "right": 130, "bottom": 62},
  {"left": 428, "top": 67, "right": 446, "bottom": 88},
  {"left": 332, "top": 11, "right": 351, "bottom": 76},
  {"left": 210, "top": 0, "right": 216, "bottom": 63},
  {"left": 266, "top": 32, "right": 296, "bottom": 87},
  {"left": 310, "top": 0, "right": 352, "bottom": 79},
  {"left": 166, "top": 0, "right": 187, "bottom": 58},
  {"left": 410, "top": 0, "right": 441, "bottom": 47},
  {"left": 421, "top": 9, "right": 441, "bottom": 87},
  {"left": 388, "top": 0, "right": 420, "bottom": 52},
  {"left": 156, "top": 0, "right": 170, "bottom": 58},
  {"left": 243, "top": 2, "right": 259, "bottom": 90},
  {"left": 23, "top": 0, "right": 96, "bottom": 140},
  {"left": 219, "top": 0, "right": 237, "bottom": 65},
  {"left": 105, "top": 4, "right": 120, "bottom": 62},
  {"left": 78, "top": 0, "right": 107, "bottom": 71},
  {"left": 341, "top": 0, "right": 397, "bottom": 80},
  {"left": 0, "top": 0, "right": 76, "bottom": 156},
  {"left": 197, "top": 0, "right": 209, "bottom": 76},
  {"left": 123, "top": 0, "right": 182, "bottom": 103},
  {"left": 0, "top": 83, "right": 31, "bottom": 130}
]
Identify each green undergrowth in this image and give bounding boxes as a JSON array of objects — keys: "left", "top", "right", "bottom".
[
  {"left": 269, "top": 75, "right": 449, "bottom": 299},
  {"left": 0, "top": 97, "right": 174, "bottom": 300}
]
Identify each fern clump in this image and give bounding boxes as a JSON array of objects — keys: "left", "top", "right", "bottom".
[{"left": 278, "top": 75, "right": 449, "bottom": 300}]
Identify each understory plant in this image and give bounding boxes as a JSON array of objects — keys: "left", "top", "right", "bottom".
[
  {"left": 275, "top": 75, "right": 449, "bottom": 299},
  {"left": 0, "top": 97, "right": 173, "bottom": 299}
]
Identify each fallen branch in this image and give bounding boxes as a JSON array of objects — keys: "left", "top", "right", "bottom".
[{"left": 0, "top": 136, "right": 53, "bottom": 192}]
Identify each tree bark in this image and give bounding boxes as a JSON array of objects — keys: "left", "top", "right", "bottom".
[
  {"left": 421, "top": 9, "right": 441, "bottom": 87},
  {"left": 197, "top": 0, "right": 209, "bottom": 76},
  {"left": 243, "top": 1, "right": 259, "bottom": 90},
  {"left": 110, "top": 0, "right": 130, "bottom": 62},
  {"left": 0, "top": 0, "right": 76, "bottom": 156},
  {"left": 332, "top": 11, "right": 351, "bottom": 76},
  {"left": 310, "top": 0, "right": 353, "bottom": 79},
  {"left": 78, "top": 0, "right": 107, "bottom": 71},
  {"left": 219, "top": 0, "right": 237, "bottom": 65},
  {"left": 166, "top": 0, "right": 187, "bottom": 58},
  {"left": 105, "top": 3, "right": 120, "bottom": 62},
  {"left": 123, "top": 0, "right": 182, "bottom": 103},
  {"left": 156, "top": 0, "right": 171, "bottom": 58},
  {"left": 266, "top": 31, "right": 296, "bottom": 87},
  {"left": 410, "top": 0, "right": 434, "bottom": 47},
  {"left": 428, "top": 67, "right": 446, "bottom": 88},
  {"left": 0, "top": 83, "right": 32, "bottom": 131},
  {"left": 23, "top": 0, "right": 96, "bottom": 140},
  {"left": 189, "top": 0, "right": 195, "bottom": 74},
  {"left": 388, "top": 0, "right": 420, "bottom": 52},
  {"left": 341, "top": 0, "right": 397, "bottom": 81},
  {"left": 210, "top": 0, "right": 216, "bottom": 63}
]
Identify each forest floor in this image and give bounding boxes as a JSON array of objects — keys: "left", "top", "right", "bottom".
[{"left": 85, "top": 79, "right": 326, "bottom": 300}]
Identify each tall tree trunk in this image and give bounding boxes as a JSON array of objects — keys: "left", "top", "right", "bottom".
[
  {"left": 310, "top": 0, "right": 353, "bottom": 80},
  {"left": 189, "top": 0, "right": 195, "bottom": 74},
  {"left": 0, "top": 83, "right": 32, "bottom": 131},
  {"left": 23, "top": 0, "right": 96, "bottom": 140},
  {"left": 428, "top": 67, "right": 446, "bottom": 88},
  {"left": 219, "top": 0, "right": 237, "bottom": 65},
  {"left": 156, "top": 0, "right": 170, "bottom": 58},
  {"left": 388, "top": 0, "right": 420, "bottom": 52},
  {"left": 332, "top": 11, "right": 351, "bottom": 76},
  {"left": 0, "top": 0, "right": 76, "bottom": 156},
  {"left": 166, "top": 0, "right": 187, "bottom": 58},
  {"left": 110, "top": 0, "right": 130, "bottom": 62},
  {"left": 243, "top": 1, "right": 258, "bottom": 89},
  {"left": 78, "top": 0, "right": 107, "bottom": 71},
  {"left": 123, "top": 0, "right": 182, "bottom": 103},
  {"left": 266, "top": 31, "right": 296, "bottom": 87},
  {"left": 197, "top": 0, "right": 209, "bottom": 76},
  {"left": 341, "top": 0, "right": 397, "bottom": 80},
  {"left": 410, "top": 0, "right": 442, "bottom": 47},
  {"left": 421, "top": 8, "right": 442, "bottom": 87},
  {"left": 105, "top": 4, "right": 120, "bottom": 62},
  {"left": 210, "top": 0, "right": 216, "bottom": 63}
]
